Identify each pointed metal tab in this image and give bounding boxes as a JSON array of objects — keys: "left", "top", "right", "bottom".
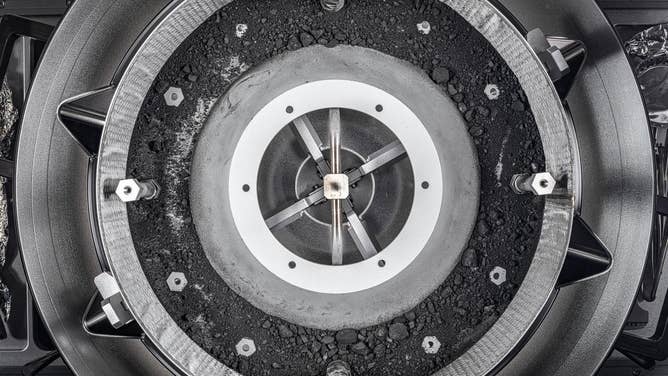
[{"left": 58, "top": 86, "right": 115, "bottom": 156}]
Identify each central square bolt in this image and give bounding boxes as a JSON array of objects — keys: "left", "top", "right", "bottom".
[{"left": 324, "top": 174, "right": 350, "bottom": 200}]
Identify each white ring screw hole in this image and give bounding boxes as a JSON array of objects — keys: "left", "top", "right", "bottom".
[
  {"left": 417, "top": 21, "right": 431, "bottom": 35},
  {"left": 235, "top": 338, "right": 257, "bottom": 357},
  {"left": 490, "top": 266, "right": 507, "bottom": 286},
  {"left": 422, "top": 336, "right": 442, "bottom": 354},
  {"left": 115, "top": 179, "right": 160, "bottom": 203},
  {"left": 484, "top": 84, "right": 500, "bottom": 100},
  {"left": 511, "top": 172, "right": 556, "bottom": 196},
  {"left": 321, "top": 0, "right": 345, "bottom": 12},
  {"left": 164, "top": 87, "right": 184, "bottom": 107},
  {"left": 167, "top": 272, "right": 187, "bottom": 292},
  {"left": 235, "top": 24, "right": 248, "bottom": 38}
]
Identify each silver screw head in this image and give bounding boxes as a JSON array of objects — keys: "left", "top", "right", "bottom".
[
  {"left": 164, "top": 87, "right": 184, "bottom": 107},
  {"left": 417, "top": 21, "right": 431, "bottom": 35},
  {"left": 484, "top": 84, "right": 500, "bottom": 100},
  {"left": 490, "top": 266, "right": 507, "bottom": 286},
  {"left": 167, "top": 272, "right": 187, "bottom": 292},
  {"left": 422, "top": 336, "right": 441, "bottom": 354},
  {"left": 235, "top": 338, "right": 257, "bottom": 357}
]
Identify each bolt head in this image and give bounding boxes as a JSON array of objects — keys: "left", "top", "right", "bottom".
[
  {"left": 324, "top": 174, "right": 350, "bottom": 200},
  {"left": 115, "top": 179, "right": 143, "bottom": 202},
  {"left": 484, "top": 84, "right": 500, "bottom": 100},
  {"left": 235, "top": 24, "right": 249, "bottom": 38},
  {"left": 417, "top": 21, "right": 431, "bottom": 35},
  {"left": 490, "top": 266, "right": 507, "bottom": 286},
  {"left": 167, "top": 272, "right": 187, "bottom": 292},
  {"left": 529, "top": 172, "right": 556, "bottom": 196},
  {"left": 422, "top": 336, "right": 441, "bottom": 354},
  {"left": 164, "top": 87, "right": 184, "bottom": 107},
  {"left": 236, "top": 338, "right": 256, "bottom": 357}
]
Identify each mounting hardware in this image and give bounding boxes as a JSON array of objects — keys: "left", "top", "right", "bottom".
[
  {"left": 484, "top": 84, "right": 500, "bottom": 100},
  {"left": 164, "top": 87, "right": 184, "bottom": 107},
  {"left": 326, "top": 360, "right": 351, "bottom": 376},
  {"left": 115, "top": 179, "right": 160, "bottom": 202},
  {"left": 324, "top": 174, "right": 349, "bottom": 200},
  {"left": 94, "top": 273, "right": 134, "bottom": 329},
  {"left": 235, "top": 24, "right": 248, "bottom": 38},
  {"left": 320, "top": 0, "right": 345, "bottom": 12},
  {"left": 417, "top": 21, "right": 431, "bottom": 35},
  {"left": 490, "top": 266, "right": 507, "bottom": 286},
  {"left": 511, "top": 172, "right": 556, "bottom": 196},
  {"left": 166, "top": 272, "right": 187, "bottom": 292},
  {"left": 422, "top": 336, "right": 441, "bottom": 354},
  {"left": 235, "top": 338, "right": 257, "bottom": 357},
  {"left": 527, "top": 28, "right": 587, "bottom": 100}
]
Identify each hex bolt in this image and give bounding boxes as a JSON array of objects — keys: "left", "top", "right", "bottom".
[
  {"left": 115, "top": 179, "right": 160, "bottom": 202},
  {"left": 490, "top": 266, "right": 507, "bottom": 286},
  {"left": 320, "top": 0, "right": 345, "bottom": 12},
  {"left": 326, "top": 360, "right": 351, "bottom": 376},
  {"left": 235, "top": 24, "right": 248, "bottom": 38},
  {"left": 417, "top": 21, "right": 431, "bottom": 35},
  {"left": 164, "top": 87, "right": 184, "bottom": 107},
  {"left": 422, "top": 336, "right": 441, "bottom": 354},
  {"left": 511, "top": 172, "right": 556, "bottom": 196},
  {"left": 166, "top": 272, "right": 188, "bottom": 292},
  {"left": 484, "top": 84, "right": 500, "bottom": 100},
  {"left": 235, "top": 338, "right": 257, "bottom": 357}
]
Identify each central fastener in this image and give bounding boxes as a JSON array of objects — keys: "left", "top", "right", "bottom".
[{"left": 323, "top": 174, "right": 350, "bottom": 200}]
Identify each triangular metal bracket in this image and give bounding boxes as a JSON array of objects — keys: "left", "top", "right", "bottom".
[
  {"left": 58, "top": 86, "right": 115, "bottom": 156},
  {"left": 557, "top": 214, "right": 613, "bottom": 288},
  {"left": 527, "top": 28, "right": 587, "bottom": 100},
  {"left": 82, "top": 291, "right": 142, "bottom": 339}
]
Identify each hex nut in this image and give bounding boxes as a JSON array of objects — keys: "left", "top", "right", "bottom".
[
  {"left": 484, "top": 84, "right": 500, "bottom": 100},
  {"left": 115, "top": 179, "right": 159, "bottom": 202},
  {"left": 236, "top": 338, "right": 256, "bottom": 357},
  {"left": 490, "top": 266, "right": 507, "bottom": 286},
  {"left": 167, "top": 272, "right": 187, "bottom": 292},
  {"left": 164, "top": 87, "right": 184, "bottom": 107},
  {"left": 512, "top": 172, "right": 556, "bottom": 196},
  {"left": 235, "top": 24, "right": 249, "bottom": 38},
  {"left": 422, "top": 336, "right": 441, "bottom": 354},
  {"left": 529, "top": 172, "right": 557, "bottom": 196},
  {"left": 417, "top": 21, "right": 431, "bottom": 35}
]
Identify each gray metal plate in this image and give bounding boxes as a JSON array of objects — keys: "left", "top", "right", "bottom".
[{"left": 15, "top": 0, "right": 173, "bottom": 375}]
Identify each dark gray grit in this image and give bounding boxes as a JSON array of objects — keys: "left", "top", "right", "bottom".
[{"left": 126, "top": 0, "right": 546, "bottom": 375}]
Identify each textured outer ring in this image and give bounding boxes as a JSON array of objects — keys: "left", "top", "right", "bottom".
[{"left": 95, "top": 0, "right": 574, "bottom": 375}]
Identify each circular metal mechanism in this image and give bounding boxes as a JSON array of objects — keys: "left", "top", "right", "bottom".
[
  {"left": 190, "top": 45, "right": 476, "bottom": 328},
  {"left": 93, "top": 0, "right": 575, "bottom": 374},
  {"left": 227, "top": 79, "right": 443, "bottom": 294}
]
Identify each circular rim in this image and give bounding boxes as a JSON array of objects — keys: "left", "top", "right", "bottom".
[
  {"left": 95, "top": 0, "right": 574, "bottom": 375},
  {"left": 229, "top": 80, "right": 443, "bottom": 294}
]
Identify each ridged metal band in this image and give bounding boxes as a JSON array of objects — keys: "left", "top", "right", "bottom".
[{"left": 95, "top": 0, "right": 574, "bottom": 375}]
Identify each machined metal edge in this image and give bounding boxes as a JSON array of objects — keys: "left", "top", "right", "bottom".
[{"left": 95, "top": 1, "right": 575, "bottom": 376}]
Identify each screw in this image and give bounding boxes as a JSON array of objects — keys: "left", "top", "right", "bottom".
[
  {"left": 422, "top": 336, "right": 441, "bottom": 354},
  {"left": 417, "top": 21, "right": 431, "bottom": 35},
  {"left": 321, "top": 0, "right": 345, "bottom": 12},
  {"left": 235, "top": 24, "right": 249, "bottom": 38},
  {"left": 235, "top": 338, "right": 257, "bottom": 357},
  {"left": 511, "top": 172, "right": 556, "bottom": 196},
  {"left": 490, "top": 266, "right": 507, "bottom": 286},
  {"left": 164, "top": 87, "right": 184, "bottom": 107},
  {"left": 484, "top": 84, "right": 500, "bottom": 100},
  {"left": 115, "top": 179, "right": 160, "bottom": 202},
  {"left": 326, "top": 360, "right": 351, "bottom": 376},
  {"left": 166, "top": 272, "right": 188, "bottom": 292}
]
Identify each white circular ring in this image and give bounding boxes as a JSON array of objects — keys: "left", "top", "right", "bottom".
[{"left": 228, "top": 80, "right": 443, "bottom": 294}]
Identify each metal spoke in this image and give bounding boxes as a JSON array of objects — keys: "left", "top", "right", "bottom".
[
  {"left": 329, "top": 108, "right": 344, "bottom": 265},
  {"left": 293, "top": 115, "right": 329, "bottom": 174},
  {"left": 343, "top": 201, "right": 378, "bottom": 259},
  {"left": 265, "top": 139, "right": 407, "bottom": 231}
]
